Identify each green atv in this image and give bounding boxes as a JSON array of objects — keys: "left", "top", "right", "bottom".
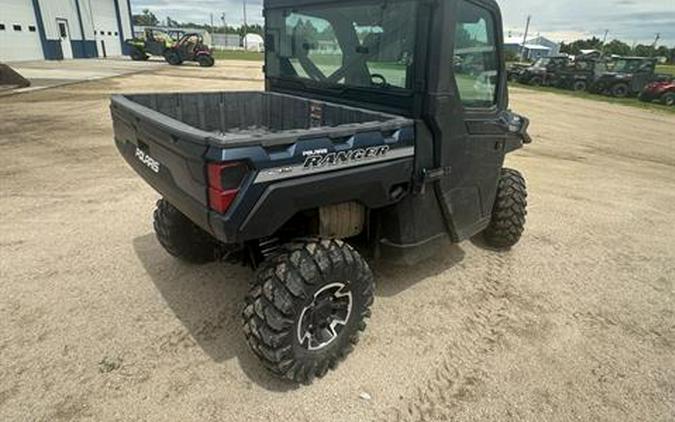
[{"left": 127, "top": 28, "right": 179, "bottom": 62}]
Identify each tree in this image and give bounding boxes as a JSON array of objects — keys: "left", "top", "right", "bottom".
[
  {"left": 132, "top": 9, "right": 159, "bottom": 26},
  {"left": 633, "top": 44, "right": 656, "bottom": 57},
  {"left": 603, "top": 39, "right": 631, "bottom": 56},
  {"left": 560, "top": 37, "right": 603, "bottom": 55}
]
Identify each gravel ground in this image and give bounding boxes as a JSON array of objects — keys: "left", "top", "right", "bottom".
[{"left": 1, "top": 61, "right": 673, "bottom": 421}]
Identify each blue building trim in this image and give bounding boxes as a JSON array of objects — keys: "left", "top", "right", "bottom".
[
  {"left": 126, "top": 0, "right": 135, "bottom": 36},
  {"left": 30, "top": 0, "right": 49, "bottom": 59},
  {"left": 44, "top": 40, "right": 64, "bottom": 60},
  {"left": 72, "top": 0, "right": 98, "bottom": 58},
  {"left": 71, "top": 40, "right": 98, "bottom": 58},
  {"left": 112, "top": 0, "right": 131, "bottom": 55}
]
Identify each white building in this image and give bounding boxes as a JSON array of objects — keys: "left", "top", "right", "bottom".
[{"left": 0, "top": 0, "right": 134, "bottom": 62}]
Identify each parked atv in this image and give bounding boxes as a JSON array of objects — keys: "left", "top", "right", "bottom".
[
  {"left": 590, "top": 57, "right": 658, "bottom": 97},
  {"left": 111, "top": 0, "right": 531, "bottom": 384},
  {"left": 126, "top": 28, "right": 178, "bottom": 61},
  {"left": 506, "top": 62, "right": 529, "bottom": 82},
  {"left": 639, "top": 80, "right": 675, "bottom": 106},
  {"left": 163, "top": 33, "right": 215, "bottom": 67},
  {"left": 517, "top": 56, "right": 570, "bottom": 86},
  {"left": 557, "top": 58, "right": 609, "bottom": 92}
]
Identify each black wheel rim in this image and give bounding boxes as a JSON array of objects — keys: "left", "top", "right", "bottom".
[{"left": 297, "top": 282, "right": 353, "bottom": 351}]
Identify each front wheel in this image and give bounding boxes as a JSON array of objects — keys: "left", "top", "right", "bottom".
[
  {"left": 483, "top": 168, "right": 528, "bottom": 249},
  {"left": 661, "top": 92, "right": 675, "bottom": 106},
  {"left": 242, "top": 239, "right": 374, "bottom": 384}
]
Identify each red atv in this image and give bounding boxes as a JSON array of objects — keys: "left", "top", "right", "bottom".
[
  {"left": 164, "top": 33, "right": 215, "bottom": 67},
  {"left": 639, "top": 80, "right": 675, "bottom": 106}
]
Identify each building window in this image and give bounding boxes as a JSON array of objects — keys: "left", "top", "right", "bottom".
[
  {"left": 114, "top": 32, "right": 118, "bottom": 36},
  {"left": 29, "top": 25, "right": 36, "bottom": 32},
  {"left": 13, "top": 24, "right": 22, "bottom": 31},
  {"left": 0, "top": 24, "right": 5, "bottom": 31},
  {"left": 99, "top": 30, "right": 104, "bottom": 35},
  {"left": 107, "top": 31, "right": 112, "bottom": 35}
]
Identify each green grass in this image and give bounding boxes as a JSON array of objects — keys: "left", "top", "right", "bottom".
[
  {"left": 656, "top": 64, "right": 675, "bottom": 76},
  {"left": 510, "top": 82, "right": 675, "bottom": 114},
  {"left": 212, "top": 50, "right": 264, "bottom": 61}
]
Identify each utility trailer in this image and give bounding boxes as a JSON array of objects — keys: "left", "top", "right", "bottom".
[{"left": 112, "top": 0, "right": 532, "bottom": 383}]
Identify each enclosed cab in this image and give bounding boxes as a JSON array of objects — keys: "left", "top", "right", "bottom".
[
  {"left": 591, "top": 57, "right": 658, "bottom": 97},
  {"left": 111, "top": 0, "right": 531, "bottom": 383},
  {"left": 517, "top": 55, "right": 570, "bottom": 86}
]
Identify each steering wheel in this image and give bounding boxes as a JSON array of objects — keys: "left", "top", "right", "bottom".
[{"left": 371, "top": 73, "right": 388, "bottom": 87}]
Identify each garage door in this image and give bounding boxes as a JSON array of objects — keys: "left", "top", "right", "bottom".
[
  {"left": 88, "top": 0, "right": 121, "bottom": 57},
  {"left": 0, "top": 0, "right": 44, "bottom": 62}
]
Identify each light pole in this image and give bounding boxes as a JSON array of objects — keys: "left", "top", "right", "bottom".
[{"left": 243, "top": 0, "right": 248, "bottom": 50}]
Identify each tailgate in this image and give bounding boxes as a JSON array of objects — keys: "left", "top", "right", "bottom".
[{"left": 111, "top": 96, "right": 212, "bottom": 232}]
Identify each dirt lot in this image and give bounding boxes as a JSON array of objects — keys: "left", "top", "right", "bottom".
[{"left": 1, "top": 61, "right": 673, "bottom": 421}]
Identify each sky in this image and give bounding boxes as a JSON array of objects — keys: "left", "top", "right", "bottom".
[{"left": 131, "top": 0, "right": 675, "bottom": 45}]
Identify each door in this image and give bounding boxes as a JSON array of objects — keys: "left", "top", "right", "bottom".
[
  {"left": 56, "top": 19, "right": 72, "bottom": 59},
  {"left": 436, "top": 0, "right": 507, "bottom": 240},
  {"left": 146, "top": 30, "right": 169, "bottom": 56},
  {"left": 632, "top": 61, "right": 655, "bottom": 93}
]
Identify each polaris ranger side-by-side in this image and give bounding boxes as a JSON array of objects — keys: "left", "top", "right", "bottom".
[
  {"left": 517, "top": 56, "right": 570, "bottom": 86},
  {"left": 591, "top": 57, "right": 659, "bottom": 97},
  {"left": 111, "top": 0, "right": 531, "bottom": 383}
]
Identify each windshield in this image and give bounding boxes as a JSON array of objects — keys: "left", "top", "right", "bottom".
[
  {"left": 533, "top": 58, "right": 550, "bottom": 67},
  {"left": 613, "top": 59, "right": 642, "bottom": 73},
  {"left": 265, "top": 1, "right": 418, "bottom": 90}
]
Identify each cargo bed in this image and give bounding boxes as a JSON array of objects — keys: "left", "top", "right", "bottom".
[{"left": 111, "top": 91, "right": 412, "bottom": 148}]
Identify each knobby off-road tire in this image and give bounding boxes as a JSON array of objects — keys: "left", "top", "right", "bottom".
[
  {"left": 153, "top": 199, "right": 219, "bottom": 264},
  {"left": 483, "top": 168, "right": 528, "bottom": 249},
  {"left": 242, "top": 239, "right": 374, "bottom": 384},
  {"left": 197, "top": 55, "right": 215, "bottom": 67},
  {"left": 611, "top": 83, "right": 629, "bottom": 98},
  {"left": 130, "top": 48, "right": 148, "bottom": 61},
  {"left": 573, "top": 80, "right": 588, "bottom": 92},
  {"left": 164, "top": 51, "right": 182, "bottom": 66},
  {"left": 661, "top": 92, "right": 675, "bottom": 106}
]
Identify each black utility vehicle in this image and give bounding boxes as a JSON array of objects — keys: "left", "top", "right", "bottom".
[
  {"left": 111, "top": 0, "right": 531, "bottom": 383},
  {"left": 557, "top": 58, "right": 609, "bottom": 92},
  {"left": 517, "top": 56, "right": 570, "bottom": 86},
  {"left": 591, "top": 57, "right": 658, "bottom": 97}
]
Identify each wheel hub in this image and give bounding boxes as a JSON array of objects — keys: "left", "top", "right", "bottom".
[{"left": 297, "top": 282, "right": 353, "bottom": 351}]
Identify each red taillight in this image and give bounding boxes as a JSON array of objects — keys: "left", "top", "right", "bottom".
[{"left": 207, "top": 162, "right": 248, "bottom": 213}]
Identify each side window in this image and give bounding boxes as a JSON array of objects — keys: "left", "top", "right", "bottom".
[{"left": 453, "top": 0, "right": 499, "bottom": 108}]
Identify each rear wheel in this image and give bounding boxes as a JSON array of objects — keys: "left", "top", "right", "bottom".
[
  {"left": 661, "top": 92, "right": 675, "bottom": 106},
  {"left": 197, "top": 55, "right": 215, "bottom": 67},
  {"left": 242, "top": 239, "right": 374, "bottom": 384},
  {"left": 611, "top": 83, "right": 629, "bottom": 98},
  {"left": 573, "top": 80, "right": 588, "bottom": 92},
  {"left": 483, "top": 168, "right": 528, "bottom": 249},
  {"left": 153, "top": 199, "right": 219, "bottom": 264}
]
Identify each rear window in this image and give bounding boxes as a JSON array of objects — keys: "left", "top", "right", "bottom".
[{"left": 266, "top": 1, "right": 419, "bottom": 90}]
